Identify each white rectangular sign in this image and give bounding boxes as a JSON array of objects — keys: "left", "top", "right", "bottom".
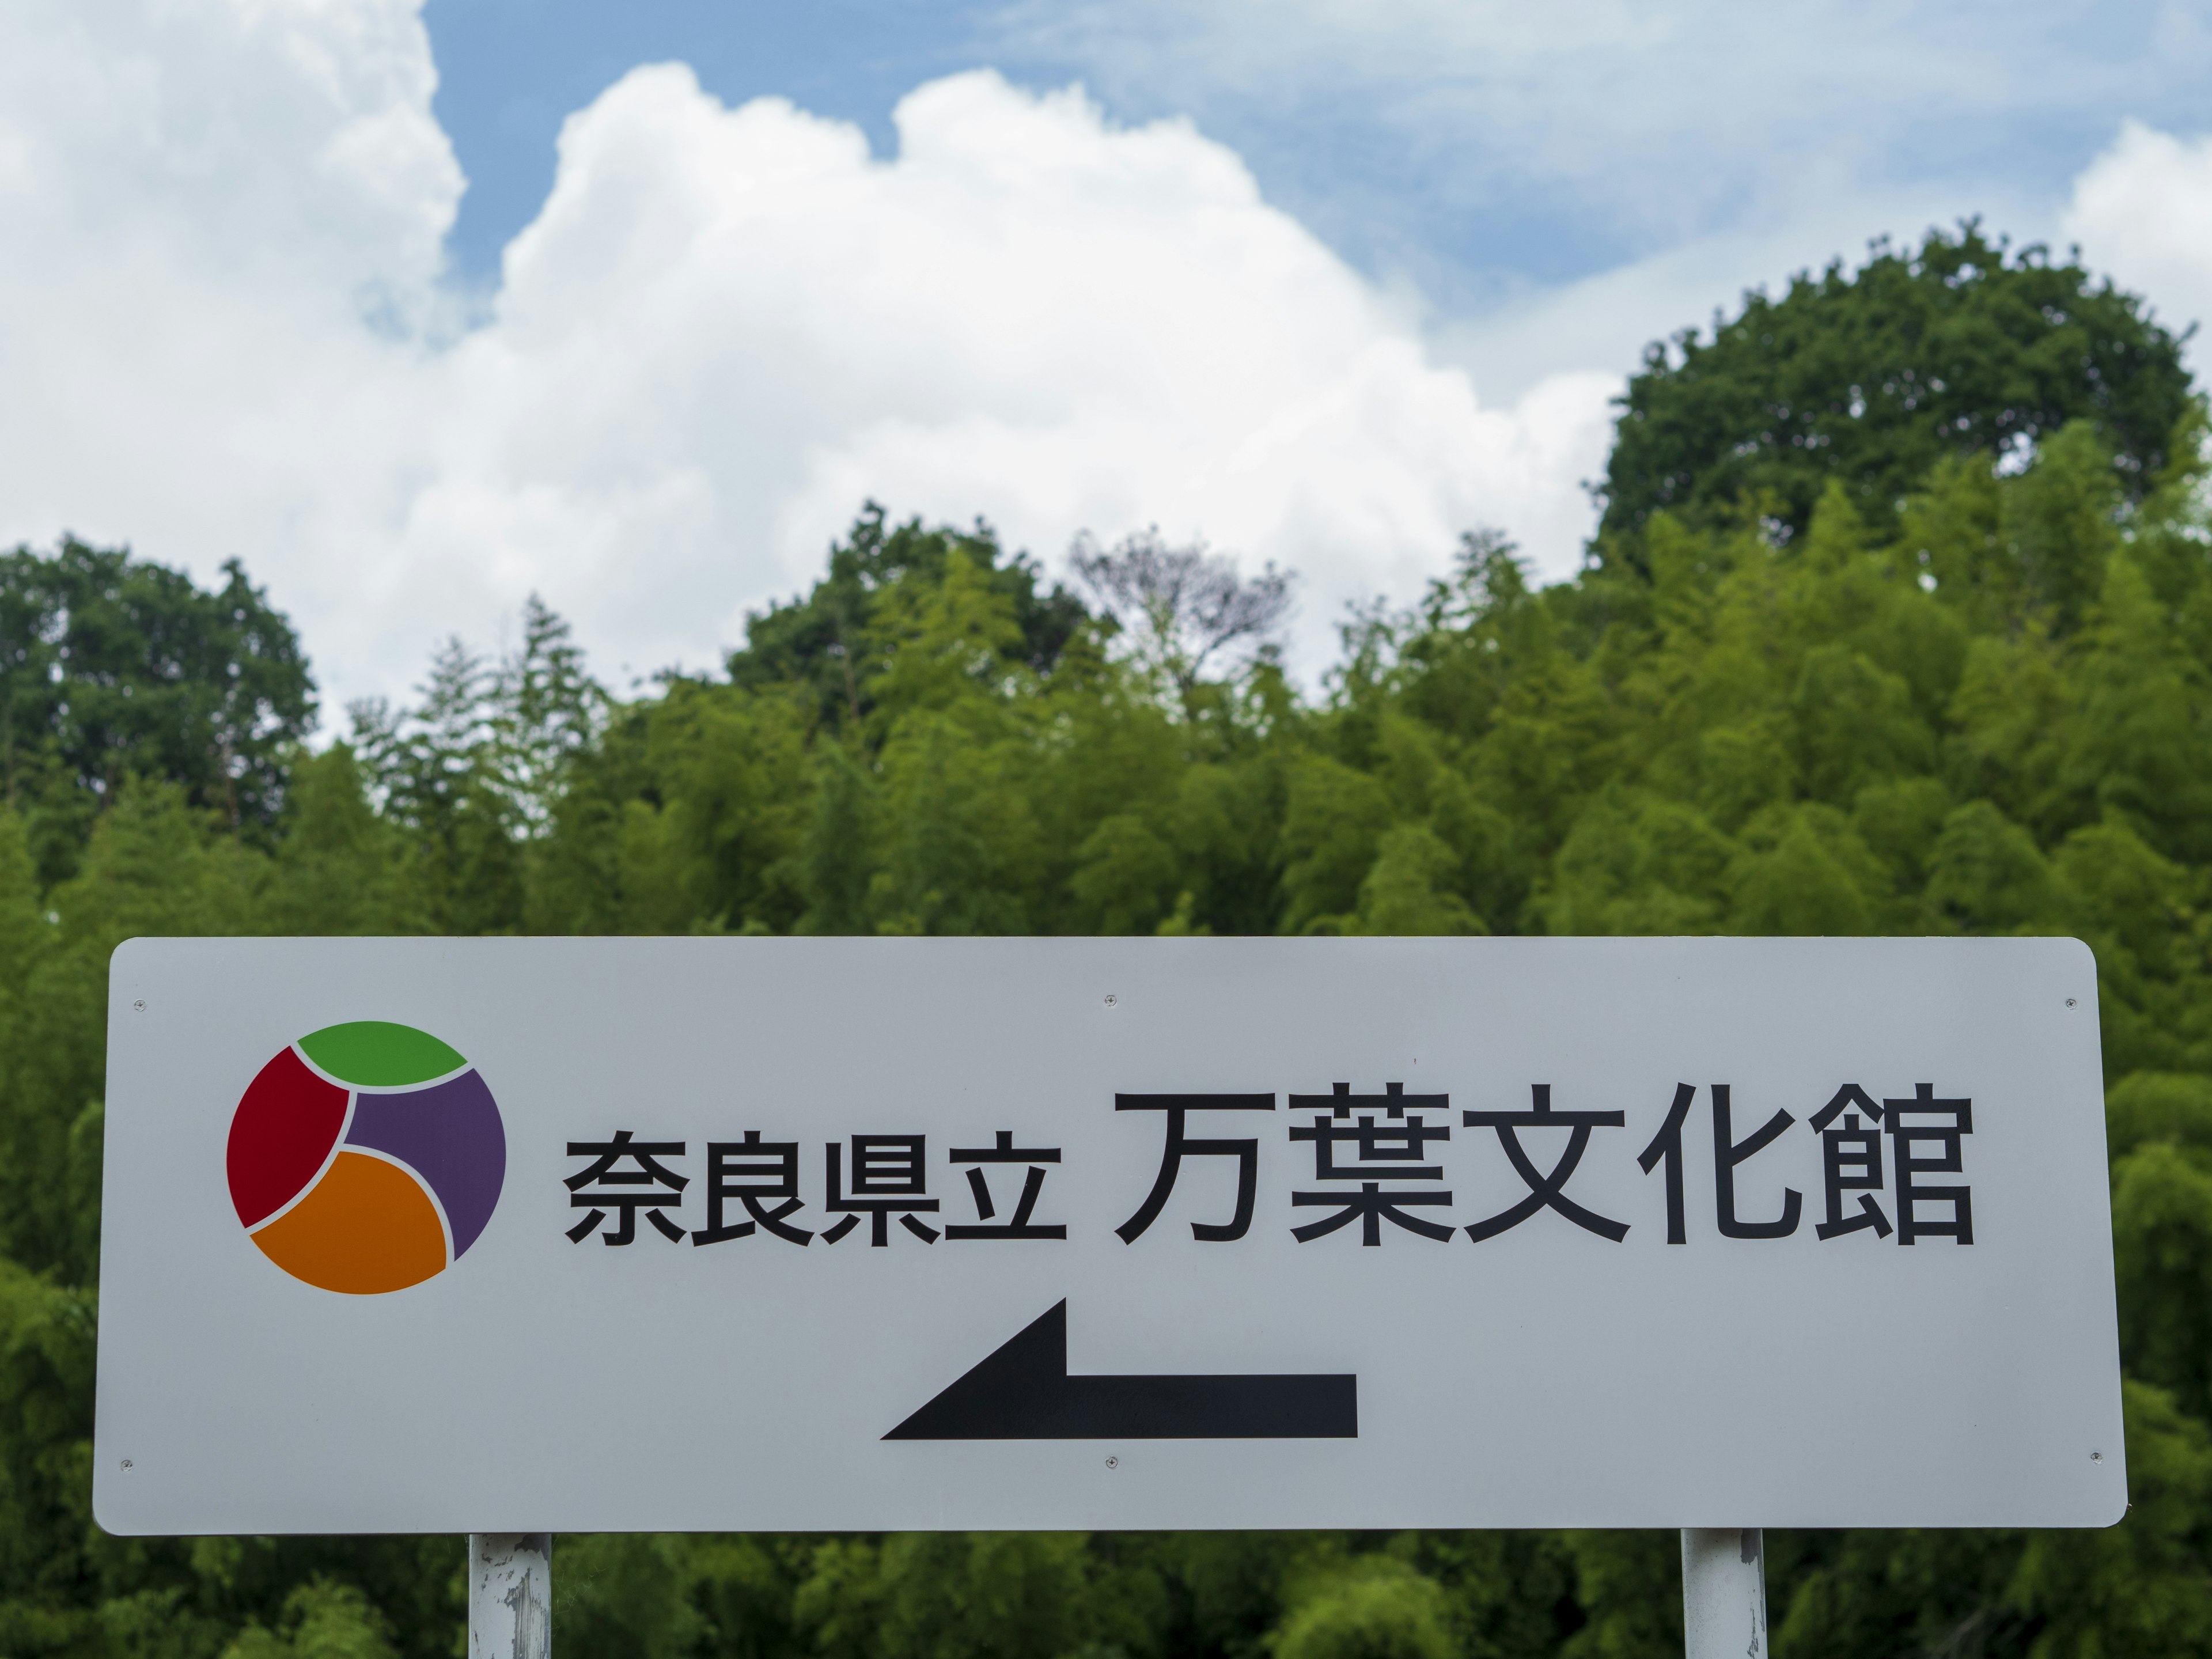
[{"left": 95, "top": 936, "right": 2123, "bottom": 1535}]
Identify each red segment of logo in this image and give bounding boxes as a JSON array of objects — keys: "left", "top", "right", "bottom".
[{"left": 226, "top": 1047, "right": 348, "bottom": 1227}]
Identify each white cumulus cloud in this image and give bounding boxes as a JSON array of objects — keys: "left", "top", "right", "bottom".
[
  {"left": 0, "top": 0, "right": 1616, "bottom": 711},
  {"left": 2063, "top": 120, "right": 2212, "bottom": 375},
  {"left": 993, "top": 0, "right": 2212, "bottom": 282}
]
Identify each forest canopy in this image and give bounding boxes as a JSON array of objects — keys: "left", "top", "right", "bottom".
[{"left": 3, "top": 227, "right": 2211, "bottom": 1659}]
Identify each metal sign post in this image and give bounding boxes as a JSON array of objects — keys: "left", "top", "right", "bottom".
[
  {"left": 1681, "top": 1528, "right": 1767, "bottom": 1659},
  {"left": 460, "top": 1528, "right": 1763, "bottom": 1659},
  {"left": 468, "top": 1535, "right": 550, "bottom": 1659}
]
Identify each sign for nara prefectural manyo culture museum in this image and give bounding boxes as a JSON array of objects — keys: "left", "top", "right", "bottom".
[{"left": 93, "top": 937, "right": 2124, "bottom": 1536}]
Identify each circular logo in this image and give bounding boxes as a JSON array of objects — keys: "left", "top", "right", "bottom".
[{"left": 226, "top": 1022, "right": 505, "bottom": 1294}]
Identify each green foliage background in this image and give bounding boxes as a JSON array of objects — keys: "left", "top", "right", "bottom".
[{"left": 4, "top": 230, "right": 2211, "bottom": 1659}]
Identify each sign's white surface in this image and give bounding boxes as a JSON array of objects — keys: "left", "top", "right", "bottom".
[{"left": 93, "top": 937, "right": 2124, "bottom": 1533}]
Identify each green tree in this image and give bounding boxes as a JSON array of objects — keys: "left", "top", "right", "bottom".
[
  {"left": 0, "top": 539, "right": 314, "bottom": 878},
  {"left": 732, "top": 506, "right": 1088, "bottom": 737},
  {"left": 1270, "top": 1558, "right": 1455, "bottom": 1659},
  {"left": 1600, "top": 224, "right": 2195, "bottom": 552}
]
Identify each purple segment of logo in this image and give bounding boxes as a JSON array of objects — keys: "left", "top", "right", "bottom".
[{"left": 343, "top": 1070, "right": 506, "bottom": 1258}]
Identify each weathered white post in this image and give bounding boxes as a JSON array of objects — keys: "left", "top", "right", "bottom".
[
  {"left": 1681, "top": 1528, "right": 1767, "bottom": 1659},
  {"left": 469, "top": 1535, "right": 551, "bottom": 1659}
]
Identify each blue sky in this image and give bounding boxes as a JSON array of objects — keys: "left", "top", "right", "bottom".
[
  {"left": 5, "top": 0, "right": 2210, "bottom": 709},
  {"left": 426, "top": 0, "right": 2212, "bottom": 319},
  {"left": 427, "top": 0, "right": 979, "bottom": 279}
]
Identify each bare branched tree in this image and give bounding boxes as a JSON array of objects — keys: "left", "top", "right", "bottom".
[{"left": 1069, "top": 528, "right": 1293, "bottom": 702}]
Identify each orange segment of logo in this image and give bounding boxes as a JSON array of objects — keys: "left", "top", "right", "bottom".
[{"left": 251, "top": 1153, "right": 449, "bottom": 1294}]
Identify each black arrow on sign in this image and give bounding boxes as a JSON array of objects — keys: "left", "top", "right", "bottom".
[{"left": 884, "top": 1300, "right": 1357, "bottom": 1440}]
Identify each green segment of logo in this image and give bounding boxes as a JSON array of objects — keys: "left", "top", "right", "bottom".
[{"left": 298, "top": 1021, "right": 467, "bottom": 1088}]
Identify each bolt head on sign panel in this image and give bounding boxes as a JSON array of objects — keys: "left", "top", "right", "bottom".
[{"left": 94, "top": 937, "right": 2124, "bottom": 1536}]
